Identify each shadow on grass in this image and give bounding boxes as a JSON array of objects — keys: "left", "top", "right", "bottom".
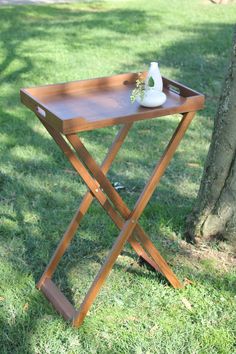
[
  {"left": 0, "top": 4, "right": 235, "bottom": 351},
  {"left": 0, "top": 3, "right": 148, "bottom": 86}
]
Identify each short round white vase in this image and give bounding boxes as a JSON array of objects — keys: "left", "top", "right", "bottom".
[{"left": 136, "top": 89, "right": 167, "bottom": 108}]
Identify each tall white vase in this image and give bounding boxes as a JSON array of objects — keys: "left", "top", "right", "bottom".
[
  {"left": 145, "top": 61, "right": 163, "bottom": 92},
  {"left": 136, "top": 62, "right": 166, "bottom": 108}
]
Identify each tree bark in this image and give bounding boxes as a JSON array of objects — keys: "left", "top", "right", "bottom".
[{"left": 186, "top": 26, "right": 236, "bottom": 248}]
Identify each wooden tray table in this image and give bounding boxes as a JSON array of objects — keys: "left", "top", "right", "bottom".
[{"left": 20, "top": 72, "right": 204, "bottom": 327}]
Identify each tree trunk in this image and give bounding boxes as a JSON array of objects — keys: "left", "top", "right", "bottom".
[{"left": 186, "top": 26, "right": 236, "bottom": 248}]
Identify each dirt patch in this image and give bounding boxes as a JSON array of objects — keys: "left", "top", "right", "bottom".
[
  {"left": 179, "top": 237, "right": 236, "bottom": 271},
  {"left": 162, "top": 232, "right": 236, "bottom": 272}
]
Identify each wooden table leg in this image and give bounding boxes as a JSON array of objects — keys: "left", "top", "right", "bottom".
[{"left": 35, "top": 111, "right": 195, "bottom": 327}]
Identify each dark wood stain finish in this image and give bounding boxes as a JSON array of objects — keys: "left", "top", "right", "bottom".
[
  {"left": 20, "top": 72, "right": 204, "bottom": 134},
  {"left": 20, "top": 72, "right": 204, "bottom": 328}
]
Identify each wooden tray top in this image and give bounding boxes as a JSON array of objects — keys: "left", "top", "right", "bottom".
[{"left": 20, "top": 72, "right": 204, "bottom": 134}]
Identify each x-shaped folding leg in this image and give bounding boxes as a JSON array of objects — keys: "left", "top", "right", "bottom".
[{"left": 36, "top": 111, "right": 196, "bottom": 327}]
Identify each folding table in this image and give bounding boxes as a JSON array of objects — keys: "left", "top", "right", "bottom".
[{"left": 20, "top": 72, "right": 204, "bottom": 327}]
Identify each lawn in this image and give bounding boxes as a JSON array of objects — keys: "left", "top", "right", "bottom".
[{"left": 0, "top": 0, "right": 236, "bottom": 353}]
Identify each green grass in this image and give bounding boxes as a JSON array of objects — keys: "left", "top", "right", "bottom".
[{"left": 0, "top": 0, "right": 236, "bottom": 353}]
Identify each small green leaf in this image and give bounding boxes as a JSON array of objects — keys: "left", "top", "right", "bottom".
[{"left": 148, "top": 76, "right": 155, "bottom": 87}]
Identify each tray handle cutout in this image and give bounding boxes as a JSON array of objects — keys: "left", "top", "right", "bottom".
[
  {"left": 168, "top": 84, "right": 180, "bottom": 95},
  {"left": 37, "top": 106, "right": 46, "bottom": 118}
]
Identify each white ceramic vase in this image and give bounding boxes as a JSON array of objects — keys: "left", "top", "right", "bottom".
[{"left": 137, "top": 62, "right": 166, "bottom": 108}]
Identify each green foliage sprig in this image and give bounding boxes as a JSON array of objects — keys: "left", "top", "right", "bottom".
[
  {"left": 130, "top": 73, "right": 155, "bottom": 103},
  {"left": 130, "top": 73, "right": 145, "bottom": 103}
]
